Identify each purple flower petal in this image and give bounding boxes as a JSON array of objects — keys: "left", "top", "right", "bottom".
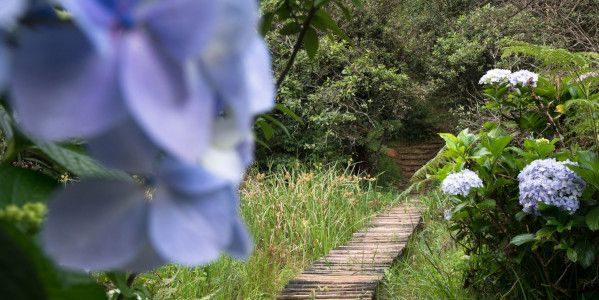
[
  {"left": 139, "top": 0, "right": 217, "bottom": 61},
  {"left": 123, "top": 240, "right": 167, "bottom": 272},
  {"left": 158, "top": 157, "right": 228, "bottom": 195},
  {"left": 149, "top": 186, "right": 236, "bottom": 265},
  {"left": 243, "top": 37, "right": 275, "bottom": 115},
  {"left": 0, "top": 42, "right": 9, "bottom": 93},
  {"left": 10, "top": 26, "right": 126, "bottom": 140},
  {"left": 121, "top": 30, "right": 214, "bottom": 164},
  {"left": 201, "top": 0, "right": 258, "bottom": 58},
  {"left": 87, "top": 118, "right": 160, "bottom": 173},
  {"left": 42, "top": 179, "right": 147, "bottom": 271},
  {"left": 56, "top": 0, "right": 116, "bottom": 54},
  {"left": 225, "top": 218, "right": 253, "bottom": 259},
  {"left": 0, "top": 0, "right": 26, "bottom": 28}
]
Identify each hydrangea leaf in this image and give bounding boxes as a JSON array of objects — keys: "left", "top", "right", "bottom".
[
  {"left": 586, "top": 206, "right": 599, "bottom": 231},
  {"left": 510, "top": 233, "right": 535, "bottom": 246},
  {"left": 33, "top": 141, "right": 131, "bottom": 181},
  {"left": 0, "top": 164, "right": 57, "bottom": 208},
  {"left": 575, "top": 241, "right": 596, "bottom": 268}
]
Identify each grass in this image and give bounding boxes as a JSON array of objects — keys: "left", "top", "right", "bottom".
[
  {"left": 377, "top": 191, "right": 472, "bottom": 300},
  {"left": 140, "top": 162, "right": 397, "bottom": 299}
]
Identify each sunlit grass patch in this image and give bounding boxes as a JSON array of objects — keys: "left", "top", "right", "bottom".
[{"left": 142, "top": 163, "right": 397, "bottom": 299}]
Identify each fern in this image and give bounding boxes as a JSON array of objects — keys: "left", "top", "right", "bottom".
[{"left": 501, "top": 40, "right": 599, "bottom": 74}]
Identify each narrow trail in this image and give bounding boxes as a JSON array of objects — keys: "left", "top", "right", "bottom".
[{"left": 277, "top": 140, "right": 443, "bottom": 299}]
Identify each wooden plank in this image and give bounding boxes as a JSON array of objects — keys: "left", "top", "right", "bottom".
[{"left": 277, "top": 202, "right": 422, "bottom": 299}]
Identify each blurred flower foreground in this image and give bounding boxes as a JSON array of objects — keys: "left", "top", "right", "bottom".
[{"left": 0, "top": 0, "right": 274, "bottom": 272}]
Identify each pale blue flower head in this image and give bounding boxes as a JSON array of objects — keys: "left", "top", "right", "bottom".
[
  {"left": 518, "top": 158, "right": 585, "bottom": 215},
  {"left": 508, "top": 70, "right": 539, "bottom": 87},
  {"left": 441, "top": 169, "right": 483, "bottom": 197},
  {"left": 10, "top": 0, "right": 274, "bottom": 167},
  {"left": 479, "top": 69, "right": 511, "bottom": 85}
]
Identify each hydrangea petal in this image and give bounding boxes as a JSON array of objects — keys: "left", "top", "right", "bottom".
[
  {"left": 121, "top": 30, "right": 213, "bottom": 163},
  {"left": 149, "top": 186, "right": 236, "bottom": 265},
  {"left": 42, "top": 179, "right": 147, "bottom": 271},
  {"left": 225, "top": 218, "right": 253, "bottom": 259},
  {"left": 243, "top": 37, "right": 275, "bottom": 114},
  {"left": 201, "top": 0, "right": 258, "bottom": 58},
  {"left": 56, "top": 0, "right": 116, "bottom": 54},
  {"left": 139, "top": 0, "right": 216, "bottom": 61},
  {"left": 123, "top": 240, "right": 167, "bottom": 272},
  {"left": 87, "top": 118, "right": 160, "bottom": 173},
  {"left": 0, "top": 41, "right": 9, "bottom": 93},
  {"left": 200, "top": 118, "right": 246, "bottom": 183},
  {"left": 158, "top": 157, "right": 228, "bottom": 195},
  {"left": 11, "top": 26, "right": 126, "bottom": 140},
  {"left": 0, "top": 0, "right": 26, "bottom": 28}
]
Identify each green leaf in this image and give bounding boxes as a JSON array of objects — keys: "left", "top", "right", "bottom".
[
  {"left": 510, "top": 233, "right": 535, "bottom": 246},
  {"left": 33, "top": 141, "right": 130, "bottom": 181},
  {"left": 477, "top": 199, "right": 496, "bottom": 209},
  {"left": 256, "top": 119, "right": 274, "bottom": 141},
  {"left": 0, "top": 225, "right": 48, "bottom": 300},
  {"left": 275, "top": 104, "right": 303, "bottom": 124},
  {"left": 303, "top": 27, "right": 319, "bottom": 59},
  {"left": 262, "top": 114, "right": 290, "bottom": 136},
  {"left": 586, "top": 206, "right": 599, "bottom": 231},
  {"left": 0, "top": 164, "right": 57, "bottom": 208},
  {"left": 575, "top": 241, "right": 596, "bottom": 268},
  {"left": 567, "top": 248, "right": 578, "bottom": 262},
  {"left": 279, "top": 22, "right": 301, "bottom": 35},
  {"left": 259, "top": 12, "right": 275, "bottom": 36},
  {"left": 314, "top": 0, "right": 333, "bottom": 7},
  {"left": 313, "top": 9, "right": 350, "bottom": 42}
]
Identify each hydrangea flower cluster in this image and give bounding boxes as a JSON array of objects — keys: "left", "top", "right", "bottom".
[
  {"left": 441, "top": 169, "right": 484, "bottom": 197},
  {"left": 518, "top": 159, "right": 586, "bottom": 215},
  {"left": 478, "top": 69, "right": 511, "bottom": 85},
  {"left": 0, "top": 0, "right": 274, "bottom": 272},
  {"left": 508, "top": 70, "right": 539, "bottom": 87}
]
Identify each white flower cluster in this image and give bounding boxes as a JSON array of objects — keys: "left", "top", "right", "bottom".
[
  {"left": 441, "top": 169, "right": 484, "bottom": 197},
  {"left": 518, "top": 158, "right": 586, "bottom": 214},
  {"left": 479, "top": 69, "right": 511, "bottom": 85},
  {"left": 479, "top": 69, "right": 540, "bottom": 87},
  {"left": 508, "top": 70, "right": 539, "bottom": 87}
]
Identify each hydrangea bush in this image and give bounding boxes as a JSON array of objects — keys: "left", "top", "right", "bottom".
[{"left": 426, "top": 65, "right": 599, "bottom": 297}]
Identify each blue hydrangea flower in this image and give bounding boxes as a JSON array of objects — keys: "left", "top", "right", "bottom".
[
  {"left": 478, "top": 69, "right": 511, "bottom": 85},
  {"left": 441, "top": 169, "right": 484, "bottom": 196},
  {"left": 42, "top": 155, "right": 253, "bottom": 272},
  {"left": 518, "top": 158, "right": 586, "bottom": 215},
  {"left": 0, "top": 0, "right": 26, "bottom": 92},
  {"left": 508, "top": 70, "right": 539, "bottom": 87},
  {"left": 10, "top": 0, "right": 274, "bottom": 165}
]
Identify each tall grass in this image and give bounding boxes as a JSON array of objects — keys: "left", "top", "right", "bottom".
[
  {"left": 377, "top": 192, "right": 472, "bottom": 299},
  {"left": 141, "top": 163, "right": 397, "bottom": 299}
]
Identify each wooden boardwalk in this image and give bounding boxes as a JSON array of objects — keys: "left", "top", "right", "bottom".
[
  {"left": 277, "top": 204, "right": 422, "bottom": 299},
  {"left": 277, "top": 141, "right": 441, "bottom": 299}
]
